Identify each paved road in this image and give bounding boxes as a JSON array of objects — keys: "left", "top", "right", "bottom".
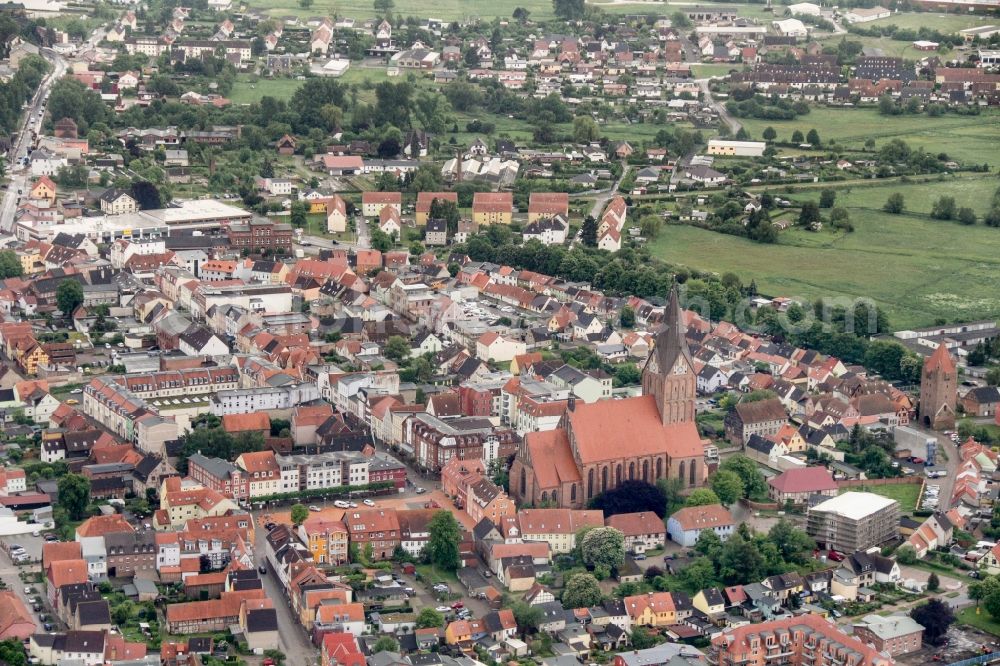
[
  {"left": 587, "top": 160, "right": 630, "bottom": 220},
  {"left": 0, "top": 545, "right": 44, "bottom": 633},
  {"left": 698, "top": 78, "right": 741, "bottom": 136},
  {"left": 1, "top": 48, "right": 68, "bottom": 233},
  {"left": 253, "top": 527, "right": 318, "bottom": 666}
]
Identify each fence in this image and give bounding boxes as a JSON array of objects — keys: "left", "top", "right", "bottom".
[
  {"left": 947, "top": 651, "right": 1000, "bottom": 666},
  {"left": 837, "top": 476, "right": 923, "bottom": 488}
]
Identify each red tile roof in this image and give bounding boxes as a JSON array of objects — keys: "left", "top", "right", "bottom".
[
  {"left": 606, "top": 511, "right": 666, "bottom": 537},
  {"left": 222, "top": 412, "right": 271, "bottom": 433},
  {"left": 767, "top": 466, "right": 838, "bottom": 494},
  {"left": 669, "top": 504, "right": 734, "bottom": 531},
  {"left": 567, "top": 395, "right": 704, "bottom": 463}
]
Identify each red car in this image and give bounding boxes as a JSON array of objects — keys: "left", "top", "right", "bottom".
[
  {"left": 451, "top": 602, "right": 464, "bottom": 610},
  {"left": 827, "top": 550, "right": 845, "bottom": 562},
  {"left": 910, "top": 457, "right": 925, "bottom": 464}
]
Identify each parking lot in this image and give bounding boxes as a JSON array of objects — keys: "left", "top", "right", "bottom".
[
  {"left": 920, "top": 482, "right": 942, "bottom": 512},
  {"left": 0, "top": 533, "right": 46, "bottom": 564},
  {"left": 0, "top": 537, "right": 48, "bottom": 635}
]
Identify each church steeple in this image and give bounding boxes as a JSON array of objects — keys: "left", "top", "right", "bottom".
[{"left": 642, "top": 283, "right": 696, "bottom": 425}]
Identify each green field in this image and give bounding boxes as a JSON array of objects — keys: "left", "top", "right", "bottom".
[
  {"left": 957, "top": 606, "right": 1000, "bottom": 637},
  {"left": 247, "top": 0, "right": 777, "bottom": 21},
  {"left": 229, "top": 75, "right": 304, "bottom": 105},
  {"left": 864, "top": 11, "right": 993, "bottom": 33},
  {"left": 841, "top": 483, "right": 921, "bottom": 512},
  {"left": 692, "top": 64, "right": 742, "bottom": 79},
  {"left": 739, "top": 108, "right": 1000, "bottom": 165},
  {"left": 247, "top": 0, "right": 555, "bottom": 20},
  {"left": 649, "top": 174, "right": 1000, "bottom": 329}
]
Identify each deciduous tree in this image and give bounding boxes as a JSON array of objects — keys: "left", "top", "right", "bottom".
[
  {"left": 58, "top": 473, "right": 91, "bottom": 520},
  {"left": 580, "top": 527, "right": 625, "bottom": 571},
  {"left": 562, "top": 573, "right": 603, "bottom": 609},
  {"left": 56, "top": 280, "right": 84, "bottom": 316},
  {"left": 426, "top": 510, "right": 461, "bottom": 570},
  {"left": 290, "top": 503, "right": 309, "bottom": 526},
  {"left": 685, "top": 488, "right": 721, "bottom": 506},
  {"left": 710, "top": 470, "right": 743, "bottom": 505},
  {"left": 910, "top": 599, "right": 954, "bottom": 645}
]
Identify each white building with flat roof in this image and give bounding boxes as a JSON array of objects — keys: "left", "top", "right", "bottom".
[
  {"left": 806, "top": 491, "right": 900, "bottom": 554},
  {"left": 14, "top": 199, "right": 251, "bottom": 244},
  {"left": 707, "top": 140, "right": 767, "bottom": 157}
]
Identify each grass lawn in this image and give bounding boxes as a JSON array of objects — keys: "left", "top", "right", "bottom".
[
  {"left": 957, "top": 606, "right": 1000, "bottom": 637},
  {"left": 692, "top": 64, "right": 742, "bottom": 79},
  {"left": 648, "top": 173, "right": 1000, "bottom": 329},
  {"left": 739, "top": 108, "right": 1000, "bottom": 165},
  {"left": 416, "top": 563, "right": 460, "bottom": 585},
  {"left": 228, "top": 75, "right": 304, "bottom": 105},
  {"left": 959, "top": 418, "right": 1000, "bottom": 439},
  {"left": 841, "top": 483, "right": 921, "bottom": 512}
]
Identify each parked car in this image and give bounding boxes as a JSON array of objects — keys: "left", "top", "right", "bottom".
[
  {"left": 363, "top": 499, "right": 376, "bottom": 507},
  {"left": 309, "top": 505, "right": 322, "bottom": 512},
  {"left": 827, "top": 550, "right": 845, "bottom": 562}
]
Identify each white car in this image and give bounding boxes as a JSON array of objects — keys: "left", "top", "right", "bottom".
[
  {"left": 309, "top": 505, "right": 321, "bottom": 512},
  {"left": 435, "top": 606, "right": 450, "bottom": 613},
  {"left": 363, "top": 499, "right": 375, "bottom": 507},
  {"left": 333, "top": 500, "right": 350, "bottom": 509}
]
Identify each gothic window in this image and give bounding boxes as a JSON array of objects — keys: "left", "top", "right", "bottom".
[
  {"left": 656, "top": 457, "right": 663, "bottom": 480},
  {"left": 616, "top": 464, "right": 622, "bottom": 485},
  {"left": 571, "top": 484, "right": 577, "bottom": 502},
  {"left": 588, "top": 469, "right": 594, "bottom": 498},
  {"left": 643, "top": 460, "right": 649, "bottom": 482},
  {"left": 629, "top": 462, "right": 635, "bottom": 480},
  {"left": 690, "top": 460, "right": 697, "bottom": 486},
  {"left": 602, "top": 466, "right": 609, "bottom": 492},
  {"left": 679, "top": 460, "right": 686, "bottom": 487},
  {"left": 520, "top": 467, "right": 526, "bottom": 494}
]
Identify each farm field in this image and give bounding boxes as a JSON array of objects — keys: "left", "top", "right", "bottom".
[
  {"left": 739, "top": 108, "right": 1000, "bottom": 165},
  {"left": 247, "top": 0, "right": 556, "bottom": 20},
  {"left": 648, "top": 174, "right": 1000, "bottom": 329},
  {"left": 247, "top": 0, "right": 779, "bottom": 20}
]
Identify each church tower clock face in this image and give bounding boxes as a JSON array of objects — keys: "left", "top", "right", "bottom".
[
  {"left": 672, "top": 360, "right": 688, "bottom": 375},
  {"left": 647, "top": 356, "right": 659, "bottom": 374}
]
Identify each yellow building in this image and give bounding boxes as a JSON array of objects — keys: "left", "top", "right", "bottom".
[
  {"left": 692, "top": 588, "right": 726, "bottom": 617},
  {"left": 472, "top": 192, "right": 513, "bottom": 226},
  {"left": 30, "top": 176, "right": 57, "bottom": 204},
  {"left": 15, "top": 342, "right": 48, "bottom": 376},
  {"left": 623, "top": 591, "right": 676, "bottom": 627},
  {"left": 300, "top": 516, "right": 349, "bottom": 565},
  {"left": 19, "top": 247, "right": 42, "bottom": 275}
]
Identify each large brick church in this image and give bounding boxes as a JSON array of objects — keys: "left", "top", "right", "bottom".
[{"left": 511, "top": 285, "right": 705, "bottom": 508}]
